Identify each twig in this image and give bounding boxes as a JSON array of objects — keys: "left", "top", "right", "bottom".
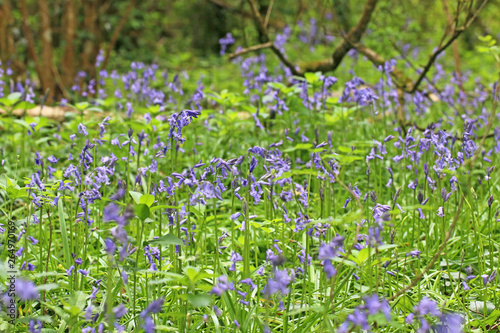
[
  {"left": 208, "top": 0, "right": 285, "bottom": 29},
  {"left": 411, "top": 29, "right": 464, "bottom": 93},
  {"left": 410, "top": 0, "right": 489, "bottom": 93},
  {"left": 228, "top": 41, "right": 273, "bottom": 59},
  {"left": 346, "top": 41, "right": 413, "bottom": 92},
  {"left": 386, "top": 37, "right": 443, "bottom": 95},
  {"left": 300, "top": 0, "right": 379, "bottom": 73},
  {"left": 264, "top": 0, "right": 274, "bottom": 29},
  {"left": 442, "top": 0, "right": 463, "bottom": 91},
  {"left": 247, "top": 0, "right": 301, "bottom": 76}
]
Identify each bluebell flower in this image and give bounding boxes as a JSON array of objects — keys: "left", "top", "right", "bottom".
[
  {"left": 78, "top": 269, "right": 89, "bottom": 277},
  {"left": 240, "top": 278, "right": 257, "bottom": 290},
  {"left": 28, "top": 319, "right": 42, "bottom": 333},
  {"left": 78, "top": 123, "right": 88, "bottom": 136},
  {"left": 323, "top": 259, "right": 336, "bottom": 278},
  {"left": 113, "top": 304, "right": 127, "bottom": 319},
  {"left": 141, "top": 298, "right": 164, "bottom": 318},
  {"left": 229, "top": 251, "right": 243, "bottom": 271},
  {"left": 15, "top": 279, "right": 39, "bottom": 300}
]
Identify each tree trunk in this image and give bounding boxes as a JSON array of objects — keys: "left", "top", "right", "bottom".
[
  {"left": 20, "top": 0, "right": 45, "bottom": 90},
  {"left": 0, "top": 0, "right": 12, "bottom": 62},
  {"left": 0, "top": 0, "right": 24, "bottom": 75},
  {"left": 38, "top": 0, "right": 56, "bottom": 101},
  {"left": 62, "top": 0, "right": 77, "bottom": 87},
  {"left": 82, "top": 0, "right": 100, "bottom": 79},
  {"left": 100, "top": 0, "right": 136, "bottom": 70}
]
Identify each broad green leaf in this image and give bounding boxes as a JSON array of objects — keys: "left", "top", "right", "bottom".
[
  {"left": 148, "top": 233, "right": 184, "bottom": 246},
  {"left": 358, "top": 247, "right": 370, "bottom": 264},
  {"left": 75, "top": 102, "right": 90, "bottom": 110},
  {"left": 139, "top": 194, "right": 155, "bottom": 207},
  {"left": 135, "top": 204, "right": 150, "bottom": 220},
  {"left": 129, "top": 191, "right": 142, "bottom": 204},
  {"left": 16, "top": 101, "right": 36, "bottom": 110},
  {"left": 304, "top": 72, "right": 320, "bottom": 84}
]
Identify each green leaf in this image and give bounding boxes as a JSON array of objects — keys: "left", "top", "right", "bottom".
[
  {"left": 139, "top": 194, "right": 155, "bottom": 207},
  {"left": 358, "top": 247, "right": 370, "bottom": 264},
  {"left": 8, "top": 92, "right": 22, "bottom": 103},
  {"left": 135, "top": 204, "right": 150, "bottom": 220},
  {"left": 150, "top": 204, "right": 180, "bottom": 212},
  {"left": 478, "top": 35, "right": 493, "bottom": 42},
  {"left": 335, "top": 155, "right": 364, "bottom": 164},
  {"left": 37, "top": 283, "right": 59, "bottom": 292},
  {"left": 187, "top": 293, "right": 211, "bottom": 308},
  {"left": 148, "top": 233, "right": 184, "bottom": 246},
  {"left": 75, "top": 102, "right": 90, "bottom": 111},
  {"left": 483, "top": 309, "right": 500, "bottom": 326},
  {"left": 6, "top": 186, "right": 28, "bottom": 198},
  {"left": 304, "top": 72, "right": 320, "bottom": 84},
  {"left": 58, "top": 200, "right": 71, "bottom": 269},
  {"left": 16, "top": 101, "right": 36, "bottom": 110},
  {"left": 129, "top": 191, "right": 143, "bottom": 204},
  {"left": 13, "top": 119, "right": 31, "bottom": 130},
  {"left": 86, "top": 106, "right": 103, "bottom": 113}
]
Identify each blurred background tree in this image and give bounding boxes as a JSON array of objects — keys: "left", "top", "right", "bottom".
[{"left": 0, "top": 0, "right": 498, "bottom": 102}]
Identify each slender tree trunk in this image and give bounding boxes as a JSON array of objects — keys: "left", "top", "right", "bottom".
[
  {"left": 100, "top": 0, "right": 136, "bottom": 70},
  {"left": 0, "top": 0, "right": 12, "bottom": 62},
  {"left": 1, "top": 1, "right": 24, "bottom": 75},
  {"left": 20, "top": 0, "right": 46, "bottom": 90},
  {"left": 38, "top": 0, "right": 56, "bottom": 101},
  {"left": 62, "top": 0, "right": 77, "bottom": 87},
  {"left": 82, "top": 0, "right": 100, "bottom": 79}
]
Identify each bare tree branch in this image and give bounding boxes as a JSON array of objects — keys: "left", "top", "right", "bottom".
[
  {"left": 264, "top": 0, "right": 275, "bottom": 29},
  {"left": 208, "top": 0, "right": 285, "bottom": 29},
  {"left": 300, "top": 0, "right": 379, "bottom": 73},
  {"left": 247, "top": 0, "right": 301, "bottom": 76},
  {"left": 228, "top": 41, "right": 273, "bottom": 59},
  {"left": 247, "top": 0, "right": 268, "bottom": 37},
  {"left": 348, "top": 42, "right": 413, "bottom": 92},
  {"left": 442, "top": 0, "right": 463, "bottom": 90},
  {"left": 410, "top": 0, "right": 489, "bottom": 93},
  {"left": 410, "top": 29, "right": 464, "bottom": 93}
]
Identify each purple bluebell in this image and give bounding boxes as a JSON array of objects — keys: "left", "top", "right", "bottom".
[
  {"left": 141, "top": 298, "right": 164, "bottom": 318},
  {"left": 15, "top": 279, "right": 39, "bottom": 300}
]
